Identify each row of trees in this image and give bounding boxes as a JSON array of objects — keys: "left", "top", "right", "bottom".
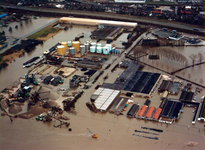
[
  {"left": 148, "top": 47, "right": 188, "bottom": 66},
  {"left": 189, "top": 53, "right": 203, "bottom": 66}
]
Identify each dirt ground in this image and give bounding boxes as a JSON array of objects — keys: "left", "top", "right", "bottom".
[
  {"left": 1, "top": 49, "right": 24, "bottom": 64},
  {"left": 1, "top": 29, "right": 62, "bottom": 64}
]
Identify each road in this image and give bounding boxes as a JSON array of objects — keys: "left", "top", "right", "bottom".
[{"left": 2, "top": 5, "right": 204, "bottom": 35}]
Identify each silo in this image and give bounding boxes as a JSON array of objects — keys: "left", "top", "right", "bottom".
[
  {"left": 103, "top": 46, "right": 109, "bottom": 55},
  {"left": 69, "top": 47, "right": 75, "bottom": 55},
  {"left": 67, "top": 41, "right": 72, "bottom": 47},
  {"left": 90, "top": 46, "right": 96, "bottom": 53},
  {"left": 72, "top": 41, "right": 80, "bottom": 51},
  {"left": 80, "top": 45, "right": 86, "bottom": 55},
  {"left": 84, "top": 43, "right": 89, "bottom": 52},
  {"left": 96, "top": 47, "right": 102, "bottom": 54},
  {"left": 57, "top": 45, "right": 65, "bottom": 55}
]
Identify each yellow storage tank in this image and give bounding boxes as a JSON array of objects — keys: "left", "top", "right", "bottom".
[
  {"left": 57, "top": 45, "right": 65, "bottom": 55},
  {"left": 72, "top": 41, "right": 80, "bottom": 51},
  {"left": 61, "top": 42, "right": 68, "bottom": 50}
]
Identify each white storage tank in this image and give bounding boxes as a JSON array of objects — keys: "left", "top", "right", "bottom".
[
  {"left": 90, "top": 46, "right": 96, "bottom": 53},
  {"left": 103, "top": 46, "right": 109, "bottom": 55},
  {"left": 90, "top": 42, "right": 96, "bottom": 47},
  {"left": 67, "top": 41, "right": 72, "bottom": 47},
  {"left": 96, "top": 47, "right": 102, "bottom": 54},
  {"left": 80, "top": 45, "right": 86, "bottom": 55},
  {"left": 97, "top": 43, "right": 102, "bottom": 47},
  {"left": 57, "top": 45, "right": 65, "bottom": 55},
  {"left": 105, "top": 44, "right": 112, "bottom": 51},
  {"left": 69, "top": 47, "right": 75, "bottom": 55}
]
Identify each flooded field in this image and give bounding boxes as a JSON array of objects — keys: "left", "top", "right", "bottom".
[{"left": 0, "top": 17, "right": 204, "bottom": 150}]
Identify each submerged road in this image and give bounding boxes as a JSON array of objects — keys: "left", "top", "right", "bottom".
[{"left": 2, "top": 5, "right": 204, "bottom": 36}]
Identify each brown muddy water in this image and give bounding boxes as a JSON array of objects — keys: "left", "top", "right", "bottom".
[
  {"left": 0, "top": 17, "right": 95, "bottom": 91},
  {"left": 0, "top": 17, "right": 204, "bottom": 150}
]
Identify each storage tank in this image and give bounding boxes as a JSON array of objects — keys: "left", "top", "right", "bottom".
[
  {"left": 84, "top": 43, "right": 89, "bottom": 52},
  {"left": 105, "top": 44, "right": 112, "bottom": 51},
  {"left": 96, "top": 47, "right": 102, "bottom": 54},
  {"left": 69, "top": 47, "right": 75, "bottom": 55},
  {"left": 103, "top": 46, "right": 109, "bottom": 55},
  {"left": 97, "top": 43, "right": 102, "bottom": 47},
  {"left": 72, "top": 41, "right": 80, "bottom": 51},
  {"left": 57, "top": 45, "right": 65, "bottom": 55},
  {"left": 80, "top": 45, "right": 86, "bottom": 55},
  {"left": 67, "top": 41, "right": 72, "bottom": 47},
  {"left": 90, "top": 46, "right": 96, "bottom": 53},
  {"left": 61, "top": 42, "right": 68, "bottom": 50},
  {"left": 90, "top": 42, "right": 96, "bottom": 47}
]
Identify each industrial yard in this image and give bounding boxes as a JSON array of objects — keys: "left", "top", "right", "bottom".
[{"left": 0, "top": 16, "right": 204, "bottom": 150}]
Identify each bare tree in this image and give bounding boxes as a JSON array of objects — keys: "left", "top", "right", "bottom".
[
  {"left": 188, "top": 73, "right": 191, "bottom": 80},
  {"left": 198, "top": 53, "right": 203, "bottom": 63},
  {"left": 189, "top": 54, "right": 198, "bottom": 66},
  {"left": 149, "top": 47, "right": 188, "bottom": 66},
  {"left": 200, "top": 78, "right": 204, "bottom": 85},
  {"left": 182, "top": 72, "right": 185, "bottom": 77}
]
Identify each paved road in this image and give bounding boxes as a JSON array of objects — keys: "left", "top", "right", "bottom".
[{"left": 2, "top": 5, "right": 204, "bottom": 34}]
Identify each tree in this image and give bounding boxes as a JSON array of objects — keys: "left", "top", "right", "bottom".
[
  {"left": 198, "top": 53, "right": 203, "bottom": 63},
  {"left": 182, "top": 71, "right": 185, "bottom": 77},
  {"left": 188, "top": 73, "right": 191, "bottom": 80},
  {"left": 8, "top": 27, "right": 12, "bottom": 32},
  {"left": 189, "top": 54, "right": 198, "bottom": 66},
  {"left": 199, "top": 78, "right": 204, "bottom": 85}
]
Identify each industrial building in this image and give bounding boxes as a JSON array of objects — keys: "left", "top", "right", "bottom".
[
  {"left": 122, "top": 71, "right": 161, "bottom": 95},
  {"left": 91, "top": 26, "right": 124, "bottom": 40},
  {"left": 136, "top": 105, "right": 148, "bottom": 119},
  {"left": 152, "top": 108, "right": 162, "bottom": 121},
  {"left": 101, "top": 62, "right": 161, "bottom": 97},
  {"left": 179, "top": 90, "right": 194, "bottom": 101},
  {"left": 76, "top": 59, "right": 102, "bottom": 69},
  {"left": 59, "top": 17, "right": 137, "bottom": 28},
  {"left": 168, "top": 81, "right": 182, "bottom": 95},
  {"left": 127, "top": 104, "right": 140, "bottom": 118},
  {"left": 158, "top": 80, "right": 172, "bottom": 93},
  {"left": 144, "top": 106, "right": 156, "bottom": 120},
  {"left": 109, "top": 97, "right": 128, "bottom": 114},
  {"left": 159, "top": 99, "right": 183, "bottom": 124},
  {"left": 91, "top": 88, "right": 120, "bottom": 112}
]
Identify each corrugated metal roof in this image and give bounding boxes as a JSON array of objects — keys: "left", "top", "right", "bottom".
[{"left": 93, "top": 88, "right": 120, "bottom": 112}]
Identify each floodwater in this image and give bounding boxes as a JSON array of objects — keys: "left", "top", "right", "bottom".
[
  {"left": 0, "top": 17, "right": 204, "bottom": 150},
  {"left": 0, "top": 17, "right": 96, "bottom": 91}
]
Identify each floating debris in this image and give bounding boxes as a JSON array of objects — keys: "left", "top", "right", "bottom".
[
  {"left": 186, "top": 141, "right": 198, "bottom": 147},
  {"left": 134, "top": 130, "right": 160, "bottom": 135},
  {"left": 132, "top": 134, "right": 158, "bottom": 140},
  {"left": 141, "top": 126, "right": 163, "bottom": 133}
]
